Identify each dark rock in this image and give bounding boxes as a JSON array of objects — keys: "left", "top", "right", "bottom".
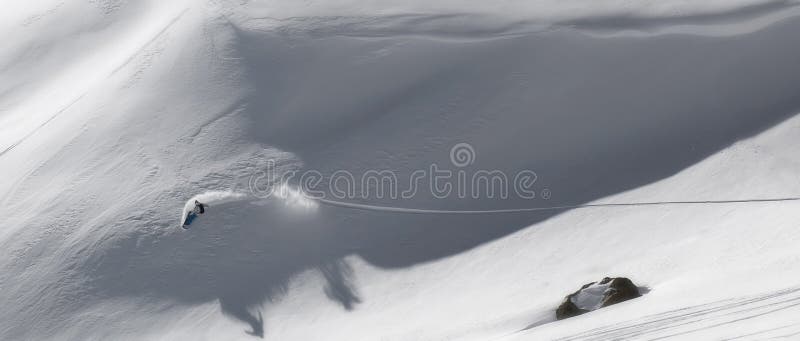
[
  {"left": 602, "top": 277, "right": 641, "bottom": 307},
  {"left": 556, "top": 277, "right": 641, "bottom": 320},
  {"left": 555, "top": 298, "right": 586, "bottom": 320}
]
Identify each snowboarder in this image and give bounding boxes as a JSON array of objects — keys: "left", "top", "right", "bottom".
[{"left": 183, "top": 200, "right": 206, "bottom": 228}]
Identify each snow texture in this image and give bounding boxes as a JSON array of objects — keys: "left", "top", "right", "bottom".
[{"left": 2, "top": 0, "right": 800, "bottom": 340}]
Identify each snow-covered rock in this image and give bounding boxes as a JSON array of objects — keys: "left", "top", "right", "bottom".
[{"left": 557, "top": 277, "right": 642, "bottom": 320}]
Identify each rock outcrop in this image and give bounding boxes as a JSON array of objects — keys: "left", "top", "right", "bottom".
[{"left": 556, "top": 277, "right": 641, "bottom": 320}]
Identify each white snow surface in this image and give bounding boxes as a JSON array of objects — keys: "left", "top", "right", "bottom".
[{"left": 2, "top": 0, "right": 800, "bottom": 340}]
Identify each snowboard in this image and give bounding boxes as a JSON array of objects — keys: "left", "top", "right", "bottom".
[{"left": 182, "top": 212, "right": 198, "bottom": 228}]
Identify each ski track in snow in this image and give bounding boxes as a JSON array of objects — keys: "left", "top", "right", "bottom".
[
  {"left": 0, "top": 92, "right": 87, "bottom": 158},
  {"left": 315, "top": 196, "right": 800, "bottom": 214},
  {"left": 551, "top": 287, "right": 800, "bottom": 341},
  {"left": 0, "top": 6, "right": 190, "bottom": 160}
]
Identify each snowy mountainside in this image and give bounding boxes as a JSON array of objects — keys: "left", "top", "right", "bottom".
[{"left": 1, "top": 0, "right": 800, "bottom": 340}]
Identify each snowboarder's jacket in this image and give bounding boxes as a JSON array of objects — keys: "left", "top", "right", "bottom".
[{"left": 194, "top": 201, "right": 205, "bottom": 214}]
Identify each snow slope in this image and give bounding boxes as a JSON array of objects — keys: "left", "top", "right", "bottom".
[{"left": 2, "top": 0, "right": 800, "bottom": 340}]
